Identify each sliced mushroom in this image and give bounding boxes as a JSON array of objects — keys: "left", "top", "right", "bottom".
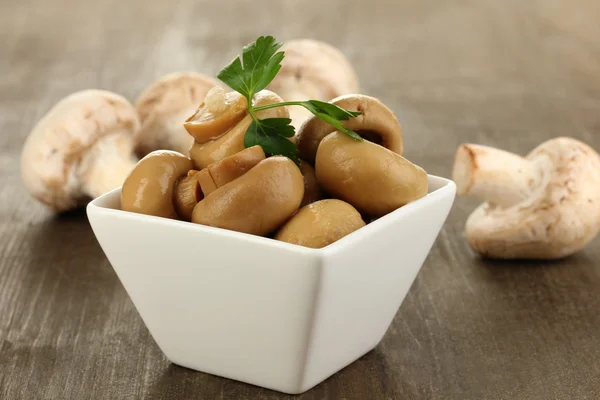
[
  {"left": 121, "top": 150, "right": 193, "bottom": 219},
  {"left": 195, "top": 146, "right": 266, "bottom": 196},
  {"left": 275, "top": 199, "right": 365, "bottom": 248},
  {"left": 296, "top": 94, "right": 403, "bottom": 164},
  {"left": 268, "top": 39, "right": 359, "bottom": 128},
  {"left": 184, "top": 86, "right": 248, "bottom": 143},
  {"left": 135, "top": 72, "right": 220, "bottom": 156},
  {"left": 192, "top": 156, "right": 304, "bottom": 236},
  {"left": 20, "top": 90, "right": 140, "bottom": 212},
  {"left": 188, "top": 90, "right": 288, "bottom": 169},
  {"left": 173, "top": 170, "right": 203, "bottom": 221},
  {"left": 453, "top": 138, "right": 600, "bottom": 259},
  {"left": 316, "top": 132, "right": 427, "bottom": 217},
  {"left": 298, "top": 160, "right": 323, "bottom": 207}
]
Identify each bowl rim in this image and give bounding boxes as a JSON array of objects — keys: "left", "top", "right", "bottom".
[{"left": 87, "top": 174, "right": 456, "bottom": 255}]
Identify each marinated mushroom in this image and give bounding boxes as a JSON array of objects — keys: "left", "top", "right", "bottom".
[
  {"left": 184, "top": 86, "right": 248, "bottom": 143},
  {"left": 21, "top": 90, "right": 141, "bottom": 212},
  {"left": 121, "top": 150, "right": 194, "bottom": 219},
  {"left": 192, "top": 156, "right": 304, "bottom": 236},
  {"left": 173, "top": 170, "right": 203, "bottom": 221},
  {"left": 452, "top": 138, "right": 600, "bottom": 259},
  {"left": 195, "top": 146, "right": 266, "bottom": 196},
  {"left": 275, "top": 199, "right": 365, "bottom": 248},
  {"left": 188, "top": 90, "right": 289, "bottom": 170},
  {"left": 298, "top": 160, "right": 323, "bottom": 207},
  {"left": 316, "top": 132, "right": 427, "bottom": 217},
  {"left": 296, "top": 94, "right": 403, "bottom": 165},
  {"left": 135, "top": 72, "right": 220, "bottom": 156},
  {"left": 268, "top": 39, "right": 359, "bottom": 128}
]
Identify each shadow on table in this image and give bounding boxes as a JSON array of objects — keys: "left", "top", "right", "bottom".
[{"left": 145, "top": 347, "right": 420, "bottom": 399}]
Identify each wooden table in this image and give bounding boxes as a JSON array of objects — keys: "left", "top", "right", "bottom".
[{"left": 1, "top": 0, "right": 599, "bottom": 398}]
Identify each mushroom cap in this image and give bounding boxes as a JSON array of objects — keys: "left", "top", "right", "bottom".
[
  {"left": 296, "top": 94, "right": 403, "bottom": 164},
  {"left": 21, "top": 90, "right": 140, "bottom": 212},
  {"left": 192, "top": 156, "right": 304, "bottom": 236},
  {"left": 316, "top": 131, "right": 427, "bottom": 217},
  {"left": 466, "top": 137, "right": 600, "bottom": 259},
  {"left": 275, "top": 199, "right": 365, "bottom": 248},
  {"left": 269, "top": 39, "right": 359, "bottom": 101},
  {"left": 135, "top": 72, "right": 220, "bottom": 156},
  {"left": 189, "top": 90, "right": 288, "bottom": 170},
  {"left": 121, "top": 150, "right": 193, "bottom": 219}
]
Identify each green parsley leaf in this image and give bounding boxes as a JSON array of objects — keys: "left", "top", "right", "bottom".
[
  {"left": 312, "top": 112, "right": 363, "bottom": 141},
  {"left": 244, "top": 118, "right": 299, "bottom": 162},
  {"left": 217, "top": 36, "right": 284, "bottom": 102},
  {"left": 302, "top": 100, "right": 361, "bottom": 121}
]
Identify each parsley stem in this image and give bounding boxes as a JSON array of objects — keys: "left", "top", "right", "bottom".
[{"left": 252, "top": 101, "right": 307, "bottom": 112}]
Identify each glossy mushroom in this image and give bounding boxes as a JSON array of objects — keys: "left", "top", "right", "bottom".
[
  {"left": 121, "top": 150, "right": 193, "bottom": 219},
  {"left": 184, "top": 85, "right": 248, "bottom": 144},
  {"left": 298, "top": 160, "right": 323, "bottom": 207},
  {"left": 192, "top": 156, "right": 304, "bottom": 236},
  {"left": 316, "top": 132, "right": 427, "bottom": 217},
  {"left": 452, "top": 138, "right": 600, "bottom": 259},
  {"left": 21, "top": 90, "right": 140, "bottom": 212},
  {"left": 267, "top": 39, "right": 359, "bottom": 128},
  {"left": 188, "top": 90, "right": 289, "bottom": 170},
  {"left": 275, "top": 199, "right": 365, "bottom": 248},
  {"left": 135, "top": 72, "right": 220, "bottom": 156},
  {"left": 195, "top": 145, "right": 266, "bottom": 196},
  {"left": 296, "top": 94, "right": 403, "bottom": 164}
]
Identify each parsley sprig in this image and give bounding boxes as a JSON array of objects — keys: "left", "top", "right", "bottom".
[{"left": 217, "top": 36, "right": 362, "bottom": 162}]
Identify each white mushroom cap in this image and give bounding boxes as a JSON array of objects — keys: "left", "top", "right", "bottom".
[
  {"left": 135, "top": 72, "right": 220, "bottom": 156},
  {"left": 267, "top": 39, "right": 359, "bottom": 128},
  {"left": 453, "top": 137, "right": 600, "bottom": 259},
  {"left": 21, "top": 90, "right": 140, "bottom": 212}
]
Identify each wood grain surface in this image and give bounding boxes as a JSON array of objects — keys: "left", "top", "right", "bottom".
[{"left": 1, "top": 0, "right": 600, "bottom": 399}]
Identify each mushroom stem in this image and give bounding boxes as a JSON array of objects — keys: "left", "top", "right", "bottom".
[
  {"left": 81, "top": 133, "right": 138, "bottom": 199},
  {"left": 173, "top": 171, "right": 203, "bottom": 221},
  {"left": 452, "top": 144, "right": 542, "bottom": 207}
]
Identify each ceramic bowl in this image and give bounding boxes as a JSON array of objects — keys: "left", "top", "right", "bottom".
[{"left": 87, "top": 175, "right": 456, "bottom": 394}]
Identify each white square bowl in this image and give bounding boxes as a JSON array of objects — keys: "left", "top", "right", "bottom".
[{"left": 87, "top": 175, "right": 456, "bottom": 394}]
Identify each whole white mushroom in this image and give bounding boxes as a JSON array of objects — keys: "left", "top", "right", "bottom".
[
  {"left": 21, "top": 90, "right": 140, "bottom": 212},
  {"left": 452, "top": 137, "right": 600, "bottom": 259}
]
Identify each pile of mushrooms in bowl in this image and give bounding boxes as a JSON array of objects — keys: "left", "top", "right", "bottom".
[{"left": 121, "top": 87, "right": 428, "bottom": 249}]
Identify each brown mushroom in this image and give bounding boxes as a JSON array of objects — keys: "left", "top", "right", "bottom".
[
  {"left": 275, "top": 199, "right": 365, "bottom": 248},
  {"left": 268, "top": 39, "right": 359, "bottom": 128},
  {"left": 298, "top": 160, "right": 323, "bottom": 207},
  {"left": 296, "top": 94, "right": 403, "bottom": 165},
  {"left": 192, "top": 156, "right": 304, "bottom": 236},
  {"left": 121, "top": 150, "right": 193, "bottom": 219},
  {"left": 183, "top": 85, "right": 248, "bottom": 144},
  {"left": 20, "top": 90, "right": 140, "bottom": 212},
  {"left": 452, "top": 138, "right": 600, "bottom": 259},
  {"left": 173, "top": 170, "right": 203, "bottom": 221},
  {"left": 135, "top": 72, "right": 220, "bottom": 156},
  {"left": 195, "top": 145, "right": 266, "bottom": 196},
  {"left": 188, "top": 90, "right": 288, "bottom": 169},
  {"left": 316, "top": 132, "right": 427, "bottom": 217}
]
